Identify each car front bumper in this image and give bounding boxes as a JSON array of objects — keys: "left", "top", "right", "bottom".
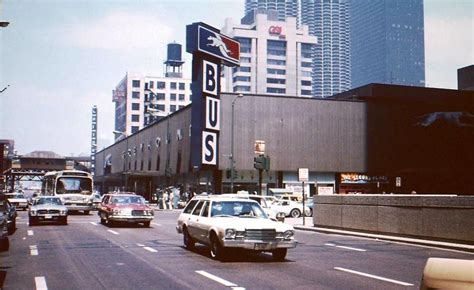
[
  {"left": 222, "top": 239, "right": 297, "bottom": 250},
  {"left": 64, "top": 204, "right": 93, "bottom": 211},
  {"left": 108, "top": 215, "right": 154, "bottom": 223}
]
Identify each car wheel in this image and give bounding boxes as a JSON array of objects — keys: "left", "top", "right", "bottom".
[
  {"left": 290, "top": 209, "right": 301, "bottom": 218},
  {"left": 0, "top": 238, "right": 9, "bottom": 252},
  {"left": 210, "top": 233, "right": 225, "bottom": 261},
  {"left": 272, "top": 248, "right": 287, "bottom": 261},
  {"left": 84, "top": 210, "right": 90, "bottom": 215},
  {"left": 143, "top": 221, "right": 151, "bottom": 228},
  {"left": 183, "top": 227, "right": 195, "bottom": 250},
  {"left": 8, "top": 220, "right": 16, "bottom": 235},
  {"left": 62, "top": 217, "right": 68, "bottom": 225}
]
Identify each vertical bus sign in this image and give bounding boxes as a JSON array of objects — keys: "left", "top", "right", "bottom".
[{"left": 187, "top": 22, "right": 240, "bottom": 169}]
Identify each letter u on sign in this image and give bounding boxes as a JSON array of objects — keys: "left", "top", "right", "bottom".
[{"left": 205, "top": 97, "right": 220, "bottom": 131}]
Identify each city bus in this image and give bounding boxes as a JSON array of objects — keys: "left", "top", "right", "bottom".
[{"left": 42, "top": 170, "right": 94, "bottom": 214}]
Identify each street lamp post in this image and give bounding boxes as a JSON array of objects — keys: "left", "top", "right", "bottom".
[{"left": 230, "top": 93, "right": 243, "bottom": 193}]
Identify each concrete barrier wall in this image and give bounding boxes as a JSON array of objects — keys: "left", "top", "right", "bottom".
[{"left": 313, "top": 195, "right": 474, "bottom": 244}]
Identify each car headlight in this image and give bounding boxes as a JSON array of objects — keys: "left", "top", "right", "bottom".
[
  {"left": 30, "top": 210, "right": 37, "bottom": 216},
  {"left": 225, "top": 228, "right": 236, "bottom": 239},
  {"left": 60, "top": 210, "right": 67, "bottom": 215},
  {"left": 283, "top": 230, "right": 295, "bottom": 239}
]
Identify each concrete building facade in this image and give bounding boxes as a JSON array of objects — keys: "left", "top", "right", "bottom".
[{"left": 221, "top": 11, "right": 317, "bottom": 97}]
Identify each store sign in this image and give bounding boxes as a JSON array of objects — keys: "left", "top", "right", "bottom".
[
  {"left": 298, "top": 168, "right": 309, "bottom": 182},
  {"left": 269, "top": 26, "right": 282, "bottom": 35},
  {"left": 187, "top": 22, "right": 240, "bottom": 169},
  {"left": 254, "top": 140, "right": 265, "bottom": 155}
]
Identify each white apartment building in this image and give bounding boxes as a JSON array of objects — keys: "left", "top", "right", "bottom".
[
  {"left": 221, "top": 10, "right": 317, "bottom": 97},
  {"left": 112, "top": 72, "right": 191, "bottom": 139}
]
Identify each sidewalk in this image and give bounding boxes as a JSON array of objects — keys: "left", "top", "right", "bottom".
[{"left": 285, "top": 217, "right": 474, "bottom": 253}]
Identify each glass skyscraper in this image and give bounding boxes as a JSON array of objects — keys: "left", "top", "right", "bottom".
[
  {"left": 350, "top": 0, "right": 425, "bottom": 88},
  {"left": 301, "top": 0, "right": 351, "bottom": 98},
  {"left": 245, "top": 0, "right": 298, "bottom": 22}
]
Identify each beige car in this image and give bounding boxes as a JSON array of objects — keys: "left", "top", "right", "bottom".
[{"left": 176, "top": 195, "right": 297, "bottom": 261}]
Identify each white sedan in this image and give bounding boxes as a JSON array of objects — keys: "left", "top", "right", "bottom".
[
  {"left": 176, "top": 195, "right": 297, "bottom": 261},
  {"left": 271, "top": 200, "right": 311, "bottom": 218},
  {"left": 5, "top": 192, "right": 29, "bottom": 210}
]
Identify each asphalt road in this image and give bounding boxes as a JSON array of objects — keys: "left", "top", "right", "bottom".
[{"left": 1, "top": 210, "right": 472, "bottom": 290}]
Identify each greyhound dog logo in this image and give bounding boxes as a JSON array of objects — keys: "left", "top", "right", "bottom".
[{"left": 207, "top": 34, "right": 231, "bottom": 58}]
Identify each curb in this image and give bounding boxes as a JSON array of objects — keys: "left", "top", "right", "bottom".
[{"left": 293, "top": 225, "right": 474, "bottom": 253}]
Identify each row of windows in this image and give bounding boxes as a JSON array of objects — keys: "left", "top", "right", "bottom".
[
  {"left": 267, "top": 68, "right": 286, "bottom": 75},
  {"left": 233, "top": 86, "right": 251, "bottom": 92},
  {"left": 267, "top": 78, "right": 285, "bottom": 84},
  {"left": 267, "top": 87, "right": 286, "bottom": 94},
  {"left": 145, "top": 81, "right": 188, "bottom": 90},
  {"left": 146, "top": 93, "right": 187, "bottom": 101},
  {"left": 233, "top": 76, "right": 251, "bottom": 82},
  {"left": 268, "top": 59, "right": 286, "bottom": 65}
]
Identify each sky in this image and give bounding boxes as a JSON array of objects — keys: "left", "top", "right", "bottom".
[{"left": 0, "top": 0, "right": 472, "bottom": 157}]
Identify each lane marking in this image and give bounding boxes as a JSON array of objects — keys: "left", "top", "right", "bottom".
[
  {"left": 30, "top": 245, "right": 39, "bottom": 256},
  {"left": 27, "top": 230, "right": 34, "bottom": 236},
  {"left": 90, "top": 222, "right": 98, "bottom": 226},
  {"left": 136, "top": 243, "right": 145, "bottom": 247},
  {"left": 107, "top": 230, "right": 119, "bottom": 235},
  {"left": 334, "top": 267, "right": 414, "bottom": 286},
  {"left": 152, "top": 222, "right": 162, "bottom": 227},
  {"left": 325, "top": 243, "right": 366, "bottom": 252},
  {"left": 35, "top": 276, "right": 48, "bottom": 290},
  {"left": 144, "top": 247, "right": 158, "bottom": 253},
  {"left": 196, "top": 270, "right": 244, "bottom": 289}
]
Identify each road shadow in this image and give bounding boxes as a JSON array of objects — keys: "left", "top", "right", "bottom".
[{"left": 0, "top": 266, "right": 10, "bottom": 289}]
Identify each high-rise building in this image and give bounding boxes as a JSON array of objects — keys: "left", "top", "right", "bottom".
[
  {"left": 301, "top": 0, "right": 351, "bottom": 98},
  {"left": 221, "top": 10, "right": 317, "bottom": 96},
  {"left": 245, "top": 0, "right": 298, "bottom": 22},
  {"left": 350, "top": 0, "right": 425, "bottom": 88},
  {"left": 112, "top": 44, "right": 191, "bottom": 140}
]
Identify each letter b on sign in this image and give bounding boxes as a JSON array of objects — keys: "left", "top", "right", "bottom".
[{"left": 203, "top": 60, "right": 218, "bottom": 96}]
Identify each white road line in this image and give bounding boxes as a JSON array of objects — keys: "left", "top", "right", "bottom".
[
  {"left": 152, "top": 222, "right": 162, "bottom": 227},
  {"left": 143, "top": 247, "right": 158, "bottom": 253},
  {"left": 196, "top": 270, "right": 244, "bottom": 288},
  {"left": 90, "top": 222, "right": 98, "bottom": 226},
  {"left": 30, "top": 245, "right": 39, "bottom": 256},
  {"left": 27, "top": 230, "right": 34, "bottom": 236},
  {"left": 107, "top": 230, "right": 119, "bottom": 235},
  {"left": 136, "top": 243, "right": 145, "bottom": 247},
  {"left": 35, "top": 276, "right": 48, "bottom": 290},
  {"left": 325, "top": 243, "right": 366, "bottom": 252},
  {"left": 334, "top": 267, "right": 414, "bottom": 287}
]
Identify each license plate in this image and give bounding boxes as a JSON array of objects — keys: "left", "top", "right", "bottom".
[
  {"left": 254, "top": 243, "right": 270, "bottom": 250},
  {"left": 45, "top": 214, "right": 52, "bottom": 219}
]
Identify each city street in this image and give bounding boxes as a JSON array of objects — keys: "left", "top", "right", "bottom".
[{"left": 1, "top": 210, "right": 472, "bottom": 290}]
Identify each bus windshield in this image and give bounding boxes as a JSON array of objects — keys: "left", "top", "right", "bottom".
[{"left": 56, "top": 177, "right": 92, "bottom": 194}]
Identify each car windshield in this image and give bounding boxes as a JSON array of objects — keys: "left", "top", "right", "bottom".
[
  {"left": 35, "top": 198, "right": 62, "bottom": 205},
  {"left": 56, "top": 177, "right": 93, "bottom": 194},
  {"left": 210, "top": 201, "right": 267, "bottom": 218},
  {"left": 7, "top": 193, "right": 25, "bottom": 198},
  {"left": 110, "top": 196, "right": 144, "bottom": 205}
]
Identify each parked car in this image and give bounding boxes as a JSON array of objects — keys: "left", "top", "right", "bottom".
[
  {"left": 91, "top": 192, "right": 102, "bottom": 209},
  {"left": 0, "top": 194, "right": 17, "bottom": 234},
  {"left": 5, "top": 192, "right": 29, "bottom": 210},
  {"left": 98, "top": 192, "right": 154, "bottom": 227},
  {"left": 271, "top": 200, "right": 311, "bottom": 218},
  {"left": 0, "top": 205, "right": 10, "bottom": 251},
  {"left": 29, "top": 196, "right": 68, "bottom": 226},
  {"left": 176, "top": 194, "right": 297, "bottom": 261}
]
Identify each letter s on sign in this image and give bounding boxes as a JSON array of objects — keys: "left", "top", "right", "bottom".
[{"left": 268, "top": 26, "right": 282, "bottom": 35}]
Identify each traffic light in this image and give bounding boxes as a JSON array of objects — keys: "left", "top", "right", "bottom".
[
  {"left": 226, "top": 169, "right": 231, "bottom": 179},
  {"left": 264, "top": 155, "right": 270, "bottom": 171},
  {"left": 254, "top": 155, "right": 265, "bottom": 170},
  {"left": 232, "top": 170, "right": 239, "bottom": 179}
]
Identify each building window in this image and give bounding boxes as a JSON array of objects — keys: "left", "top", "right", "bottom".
[
  {"left": 179, "top": 83, "right": 185, "bottom": 90},
  {"left": 241, "top": 57, "right": 251, "bottom": 63},
  {"left": 267, "top": 87, "right": 286, "bottom": 94},
  {"left": 131, "top": 114, "right": 140, "bottom": 122},
  {"left": 301, "top": 80, "right": 312, "bottom": 86},
  {"left": 236, "top": 37, "right": 251, "bottom": 53},
  {"left": 267, "top": 59, "right": 286, "bottom": 65},
  {"left": 233, "top": 86, "right": 251, "bottom": 92},
  {"left": 170, "top": 93, "right": 177, "bottom": 101},
  {"left": 233, "top": 76, "right": 251, "bottom": 82},
  {"left": 132, "top": 80, "right": 140, "bottom": 88},
  {"left": 157, "top": 104, "right": 165, "bottom": 111},
  {"left": 156, "top": 93, "right": 165, "bottom": 100},
  {"left": 301, "top": 62, "right": 312, "bottom": 68},
  {"left": 170, "top": 105, "right": 177, "bottom": 112},
  {"left": 267, "top": 78, "right": 286, "bottom": 84},
  {"left": 171, "top": 82, "right": 177, "bottom": 89},
  {"left": 149, "top": 81, "right": 154, "bottom": 89},
  {"left": 156, "top": 155, "right": 161, "bottom": 171},
  {"left": 301, "top": 71, "right": 311, "bottom": 77},
  {"left": 234, "top": 66, "right": 251, "bottom": 73},
  {"left": 178, "top": 94, "right": 185, "bottom": 101},
  {"left": 132, "top": 103, "right": 140, "bottom": 110},
  {"left": 267, "top": 40, "right": 286, "bottom": 56},
  {"left": 132, "top": 91, "right": 140, "bottom": 99},
  {"left": 131, "top": 126, "right": 139, "bottom": 133},
  {"left": 267, "top": 68, "right": 286, "bottom": 75},
  {"left": 157, "top": 81, "right": 165, "bottom": 89},
  {"left": 301, "top": 90, "right": 312, "bottom": 96}
]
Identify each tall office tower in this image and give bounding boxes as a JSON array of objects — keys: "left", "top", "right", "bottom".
[
  {"left": 245, "top": 0, "right": 298, "bottom": 22},
  {"left": 301, "top": 0, "right": 351, "bottom": 98},
  {"left": 221, "top": 10, "right": 317, "bottom": 96},
  {"left": 350, "top": 0, "right": 425, "bottom": 88}
]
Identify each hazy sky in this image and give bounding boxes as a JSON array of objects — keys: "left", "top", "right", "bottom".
[{"left": 0, "top": 0, "right": 472, "bottom": 157}]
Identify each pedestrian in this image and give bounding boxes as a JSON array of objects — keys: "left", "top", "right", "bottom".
[
  {"left": 172, "top": 187, "right": 180, "bottom": 209},
  {"left": 168, "top": 189, "right": 173, "bottom": 209},
  {"left": 162, "top": 190, "right": 169, "bottom": 209}
]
